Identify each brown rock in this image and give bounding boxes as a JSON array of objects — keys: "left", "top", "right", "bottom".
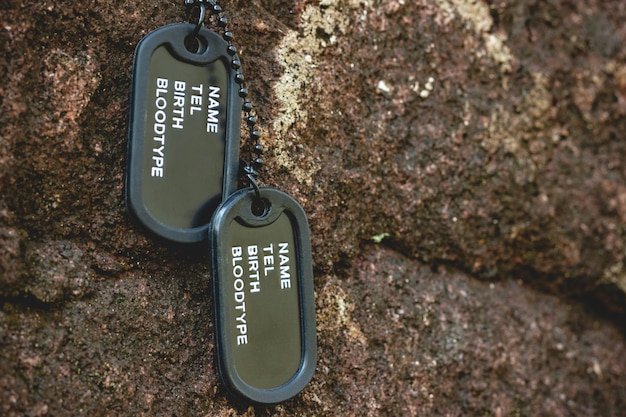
[{"left": 1, "top": 0, "right": 625, "bottom": 415}]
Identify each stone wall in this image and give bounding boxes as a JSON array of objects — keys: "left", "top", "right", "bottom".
[{"left": 1, "top": 0, "right": 625, "bottom": 415}]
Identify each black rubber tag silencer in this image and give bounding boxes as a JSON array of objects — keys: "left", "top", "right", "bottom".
[
  {"left": 126, "top": 23, "right": 242, "bottom": 243},
  {"left": 209, "top": 188, "right": 317, "bottom": 404}
]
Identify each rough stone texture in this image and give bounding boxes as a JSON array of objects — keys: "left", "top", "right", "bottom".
[{"left": 1, "top": 0, "right": 625, "bottom": 415}]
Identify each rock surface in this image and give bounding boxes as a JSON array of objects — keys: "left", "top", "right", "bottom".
[{"left": 1, "top": 0, "right": 625, "bottom": 415}]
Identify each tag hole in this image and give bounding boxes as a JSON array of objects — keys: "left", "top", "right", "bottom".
[
  {"left": 251, "top": 198, "right": 270, "bottom": 218},
  {"left": 184, "top": 35, "right": 207, "bottom": 54}
]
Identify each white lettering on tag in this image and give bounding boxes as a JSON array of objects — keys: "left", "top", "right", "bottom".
[
  {"left": 151, "top": 78, "right": 169, "bottom": 177},
  {"left": 206, "top": 85, "right": 220, "bottom": 133},
  {"left": 229, "top": 239, "right": 294, "bottom": 347},
  {"left": 279, "top": 242, "right": 291, "bottom": 289},
  {"left": 248, "top": 245, "right": 261, "bottom": 293},
  {"left": 149, "top": 79, "right": 224, "bottom": 178},
  {"left": 171, "top": 80, "right": 186, "bottom": 129},
  {"left": 263, "top": 243, "right": 274, "bottom": 275},
  {"left": 234, "top": 278, "right": 247, "bottom": 345},
  {"left": 231, "top": 246, "right": 248, "bottom": 345},
  {"left": 190, "top": 84, "right": 203, "bottom": 115}
]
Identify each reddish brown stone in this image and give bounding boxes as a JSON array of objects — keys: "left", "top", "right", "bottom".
[{"left": 1, "top": 0, "right": 625, "bottom": 415}]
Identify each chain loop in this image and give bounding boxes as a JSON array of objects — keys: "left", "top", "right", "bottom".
[{"left": 184, "top": 0, "right": 205, "bottom": 41}]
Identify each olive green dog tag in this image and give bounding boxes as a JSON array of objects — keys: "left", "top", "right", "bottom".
[
  {"left": 126, "top": 23, "right": 241, "bottom": 243},
  {"left": 209, "top": 187, "right": 316, "bottom": 404}
]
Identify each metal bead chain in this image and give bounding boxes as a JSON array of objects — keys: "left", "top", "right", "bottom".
[{"left": 186, "top": 0, "right": 264, "bottom": 186}]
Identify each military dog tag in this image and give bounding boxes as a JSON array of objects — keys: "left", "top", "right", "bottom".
[
  {"left": 209, "top": 187, "right": 316, "bottom": 404},
  {"left": 126, "top": 23, "right": 241, "bottom": 243}
]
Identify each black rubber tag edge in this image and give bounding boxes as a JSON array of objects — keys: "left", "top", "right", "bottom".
[
  {"left": 126, "top": 23, "right": 241, "bottom": 243},
  {"left": 209, "top": 188, "right": 317, "bottom": 404}
]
